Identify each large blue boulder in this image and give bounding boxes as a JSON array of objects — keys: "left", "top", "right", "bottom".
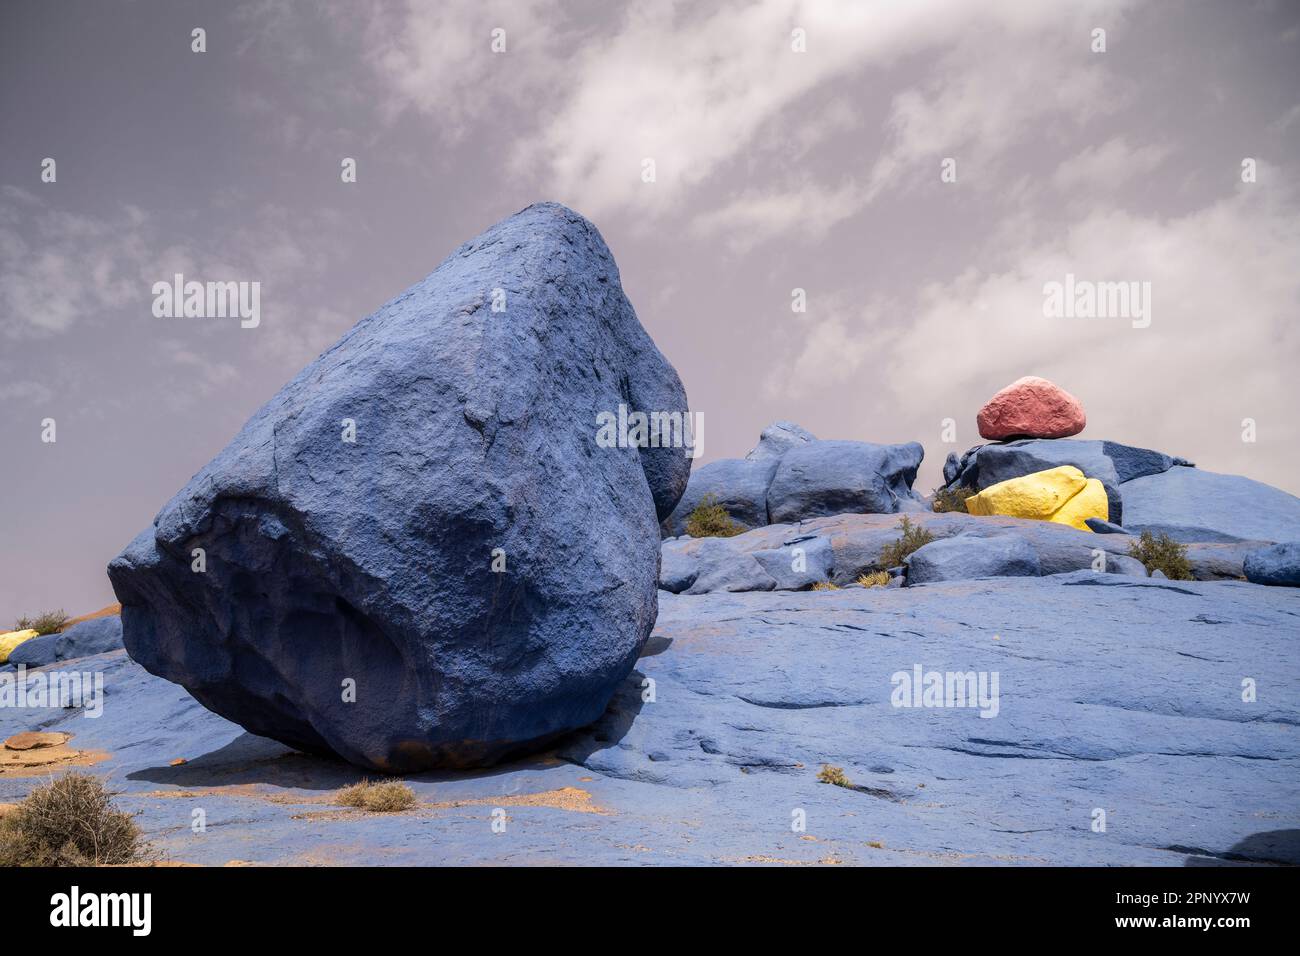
[
  {"left": 106, "top": 203, "right": 690, "bottom": 773},
  {"left": 7, "top": 616, "right": 124, "bottom": 668},
  {"left": 766, "top": 439, "right": 924, "bottom": 523},
  {"left": 1243, "top": 542, "right": 1300, "bottom": 586},
  {"left": 1121, "top": 467, "right": 1300, "bottom": 543},
  {"left": 904, "top": 534, "right": 1041, "bottom": 584}
]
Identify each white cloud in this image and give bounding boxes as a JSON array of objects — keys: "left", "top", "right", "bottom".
[
  {"left": 768, "top": 174, "right": 1300, "bottom": 489},
  {"left": 1052, "top": 136, "right": 1172, "bottom": 193},
  {"left": 521, "top": 0, "right": 1131, "bottom": 221},
  {"left": 355, "top": 0, "right": 561, "bottom": 133},
  {"left": 0, "top": 188, "right": 151, "bottom": 340}
]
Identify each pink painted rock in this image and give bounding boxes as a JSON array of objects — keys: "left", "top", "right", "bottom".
[{"left": 977, "top": 376, "right": 1085, "bottom": 440}]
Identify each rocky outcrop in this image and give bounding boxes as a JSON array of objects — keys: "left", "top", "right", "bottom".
[
  {"left": 943, "top": 438, "right": 1192, "bottom": 525},
  {"left": 964, "top": 465, "right": 1108, "bottom": 531},
  {"left": 661, "top": 511, "right": 1260, "bottom": 593},
  {"left": 745, "top": 420, "right": 816, "bottom": 462},
  {"left": 4, "top": 569, "right": 1296, "bottom": 865},
  {"left": 662, "top": 428, "right": 921, "bottom": 536},
  {"left": 1121, "top": 467, "right": 1300, "bottom": 543},
  {"left": 6, "top": 616, "right": 123, "bottom": 668},
  {"left": 107, "top": 203, "right": 690, "bottom": 773},
  {"left": 1243, "top": 542, "right": 1300, "bottom": 587},
  {"left": 766, "top": 440, "right": 924, "bottom": 523},
  {"left": 976, "top": 376, "right": 1085, "bottom": 440},
  {"left": 660, "top": 458, "right": 777, "bottom": 537},
  {"left": 905, "top": 535, "right": 1040, "bottom": 583}
]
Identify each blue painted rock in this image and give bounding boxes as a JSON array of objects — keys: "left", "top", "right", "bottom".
[
  {"left": 1243, "top": 542, "right": 1300, "bottom": 587},
  {"left": 661, "top": 457, "right": 777, "bottom": 537},
  {"left": 905, "top": 534, "right": 1041, "bottom": 584},
  {"left": 767, "top": 440, "right": 924, "bottom": 523},
  {"left": 745, "top": 420, "right": 816, "bottom": 461},
  {"left": 1121, "top": 467, "right": 1300, "bottom": 543},
  {"left": 7, "top": 616, "right": 124, "bottom": 668},
  {"left": 107, "top": 203, "right": 690, "bottom": 772}
]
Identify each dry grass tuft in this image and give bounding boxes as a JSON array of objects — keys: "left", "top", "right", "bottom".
[
  {"left": 1127, "top": 530, "right": 1194, "bottom": 580},
  {"left": 855, "top": 570, "right": 891, "bottom": 588},
  {"left": 684, "top": 494, "right": 744, "bottom": 538},
  {"left": 12, "top": 609, "right": 70, "bottom": 635},
  {"left": 817, "top": 764, "right": 851, "bottom": 788},
  {"left": 335, "top": 779, "right": 417, "bottom": 812},
  {"left": 879, "top": 516, "right": 936, "bottom": 569},
  {"left": 810, "top": 581, "right": 840, "bottom": 591},
  {"left": 0, "top": 771, "right": 145, "bottom": 866},
  {"left": 931, "top": 485, "right": 976, "bottom": 514}
]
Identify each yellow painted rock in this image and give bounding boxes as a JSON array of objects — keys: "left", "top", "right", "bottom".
[
  {"left": 0, "top": 629, "right": 40, "bottom": 665},
  {"left": 965, "top": 466, "right": 1106, "bottom": 531}
]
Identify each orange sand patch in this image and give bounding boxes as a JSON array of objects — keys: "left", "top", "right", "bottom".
[
  {"left": 429, "top": 786, "right": 609, "bottom": 815},
  {"left": 5, "top": 731, "right": 71, "bottom": 751},
  {"left": 60, "top": 604, "right": 121, "bottom": 631},
  {"left": 0, "top": 732, "right": 107, "bottom": 778}
]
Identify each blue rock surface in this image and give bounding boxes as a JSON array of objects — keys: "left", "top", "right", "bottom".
[
  {"left": 905, "top": 534, "right": 1040, "bottom": 584},
  {"left": 3, "top": 571, "right": 1295, "bottom": 866},
  {"left": 767, "top": 439, "right": 924, "bottom": 523},
  {"left": 745, "top": 421, "right": 817, "bottom": 462},
  {"left": 659, "top": 512, "right": 1253, "bottom": 592},
  {"left": 1243, "top": 542, "right": 1300, "bottom": 587},
  {"left": 1121, "top": 467, "right": 1300, "bottom": 543},
  {"left": 105, "top": 203, "right": 690, "bottom": 773},
  {"left": 660, "top": 457, "right": 778, "bottom": 536},
  {"left": 6, "top": 616, "right": 123, "bottom": 668}
]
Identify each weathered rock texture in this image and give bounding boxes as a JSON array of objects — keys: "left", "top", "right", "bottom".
[
  {"left": 107, "top": 203, "right": 690, "bottom": 772},
  {"left": 976, "top": 376, "right": 1086, "bottom": 440}
]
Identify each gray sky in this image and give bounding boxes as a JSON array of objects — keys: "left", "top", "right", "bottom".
[{"left": 2, "top": 0, "right": 1298, "bottom": 622}]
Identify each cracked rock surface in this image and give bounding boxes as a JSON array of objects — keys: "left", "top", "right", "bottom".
[{"left": 3, "top": 570, "right": 1295, "bottom": 865}]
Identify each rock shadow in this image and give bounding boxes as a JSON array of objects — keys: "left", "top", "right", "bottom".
[{"left": 1182, "top": 829, "right": 1300, "bottom": 866}]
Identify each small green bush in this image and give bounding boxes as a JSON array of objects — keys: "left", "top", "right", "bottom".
[
  {"left": 856, "top": 570, "right": 891, "bottom": 588},
  {"left": 1127, "top": 530, "right": 1194, "bottom": 580},
  {"left": 879, "top": 516, "right": 936, "bottom": 569},
  {"left": 13, "top": 609, "right": 70, "bottom": 635},
  {"left": 336, "top": 779, "right": 417, "bottom": 812},
  {"left": 684, "top": 494, "right": 744, "bottom": 538},
  {"left": 931, "top": 485, "right": 975, "bottom": 514},
  {"left": 0, "top": 772, "right": 145, "bottom": 866},
  {"left": 817, "top": 764, "right": 851, "bottom": 788}
]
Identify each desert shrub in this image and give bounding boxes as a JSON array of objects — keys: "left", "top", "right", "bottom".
[
  {"left": 1127, "top": 530, "right": 1194, "bottom": 580},
  {"left": 856, "top": 570, "right": 891, "bottom": 588},
  {"left": 336, "top": 779, "right": 416, "bottom": 812},
  {"left": 931, "top": 485, "right": 975, "bottom": 514},
  {"left": 0, "top": 772, "right": 144, "bottom": 866},
  {"left": 817, "top": 764, "right": 851, "bottom": 788},
  {"left": 810, "top": 581, "right": 840, "bottom": 591},
  {"left": 684, "top": 494, "right": 744, "bottom": 538},
  {"left": 12, "top": 609, "right": 70, "bottom": 635},
  {"left": 878, "top": 516, "right": 936, "bottom": 569}
]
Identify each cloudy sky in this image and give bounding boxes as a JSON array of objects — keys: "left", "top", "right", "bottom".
[{"left": 2, "top": 0, "right": 1298, "bottom": 621}]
